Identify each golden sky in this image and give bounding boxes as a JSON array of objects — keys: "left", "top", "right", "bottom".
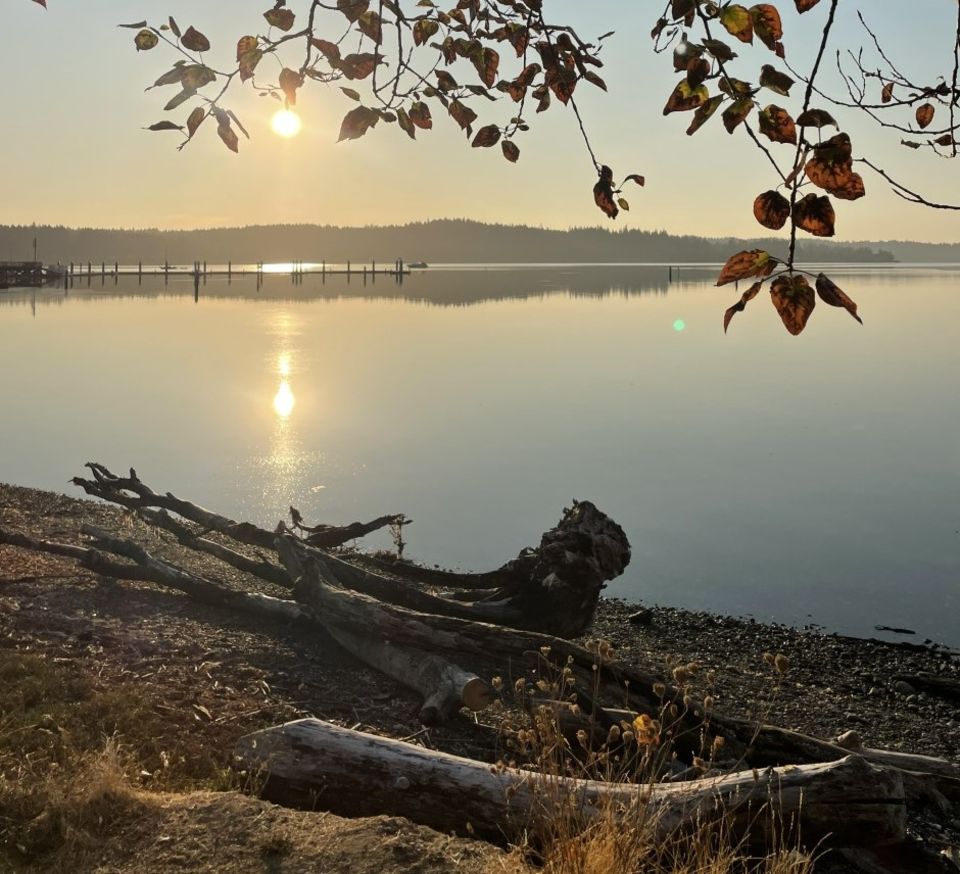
[{"left": 3, "top": 0, "right": 959, "bottom": 242}]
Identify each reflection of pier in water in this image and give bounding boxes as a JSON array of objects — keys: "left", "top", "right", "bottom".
[{"left": 0, "top": 264, "right": 717, "bottom": 311}]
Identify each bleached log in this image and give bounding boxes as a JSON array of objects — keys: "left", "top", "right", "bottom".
[{"left": 235, "top": 718, "right": 906, "bottom": 848}]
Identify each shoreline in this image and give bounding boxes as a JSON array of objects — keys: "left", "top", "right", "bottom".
[{"left": 2, "top": 481, "right": 958, "bottom": 868}]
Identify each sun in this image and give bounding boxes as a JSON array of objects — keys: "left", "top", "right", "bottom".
[{"left": 271, "top": 109, "right": 302, "bottom": 138}]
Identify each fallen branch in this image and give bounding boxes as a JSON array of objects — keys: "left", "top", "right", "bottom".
[{"left": 235, "top": 718, "right": 906, "bottom": 848}]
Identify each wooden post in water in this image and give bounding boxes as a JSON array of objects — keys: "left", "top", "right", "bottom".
[
  {"left": 227, "top": 261, "right": 232, "bottom": 282},
  {"left": 347, "top": 259, "right": 352, "bottom": 277},
  {"left": 322, "top": 259, "right": 326, "bottom": 279},
  {"left": 138, "top": 261, "right": 142, "bottom": 282}
]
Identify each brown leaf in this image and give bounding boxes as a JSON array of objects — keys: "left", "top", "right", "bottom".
[
  {"left": 263, "top": 8, "right": 295, "bottom": 31},
  {"left": 593, "top": 165, "right": 618, "bottom": 220},
  {"left": 881, "top": 82, "right": 894, "bottom": 104},
  {"left": 750, "top": 4, "right": 783, "bottom": 52},
  {"left": 795, "top": 108, "right": 837, "bottom": 128},
  {"left": 501, "top": 140, "right": 520, "bottom": 163},
  {"left": 473, "top": 47, "right": 499, "bottom": 88},
  {"left": 409, "top": 102, "right": 433, "bottom": 129},
  {"left": 686, "top": 95, "right": 724, "bottom": 135},
  {"left": 448, "top": 100, "right": 477, "bottom": 131},
  {"left": 716, "top": 249, "right": 774, "bottom": 286},
  {"left": 186, "top": 106, "right": 206, "bottom": 138},
  {"left": 916, "top": 103, "right": 935, "bottom": 129},
  {"left": 135, "top": 29, "right": 159, "bottom": 52},
  {"left": 338, "top": 105, "right": 380, "bottom": 141},
  {"left": 758, "top": 104, "right": 797, "bottom": 144},
  {"left": 181, "top": 26, "right": 210, "bottom": 53},
  {"left": 753, "top": 190, "right": 791, "bottom": 230},
  {"left": 339, "top": 53, "right": 381, "bottom": 80},
  {"left": 471, "top": 124, "right": 501, "bottom": 148},
  {"left": 815, "top": 274, "right": 863, "bottom": 324},
  {"left": 279, "top": 68, "right": 302, "bottom": 106},
  {"left": 793, "top": 193, "right": 835, "bottom": 237},
  {"left": 723, "top": 281, "right": 763, "bottom": 333},
  {"left": 794, "top": 0, "right": 821, "bottom": 11},
  {"left": 663, "top": 80, "right": 709, "bottom": 114},
  {"left": 770, "top": 274, "right": 815, "bottom": 335},
  {"left": 722, "top": 97, "right": 755, "bottom": 133},
  {"left": 217, "top": 121, "right": 239, "bottom": 153}
]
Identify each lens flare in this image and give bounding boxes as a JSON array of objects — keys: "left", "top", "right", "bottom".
[
  {"left": 673, "top": 319, "right": 686, "bottom": 332},
  {"left": 271, "top": 109, "right": 302, "bottom": 138}
]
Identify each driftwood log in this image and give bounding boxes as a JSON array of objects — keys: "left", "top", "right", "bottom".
[
  {"left": 71, "top": 464, "right": 630, "bottom": 639},
  {"left": 235, "top": 718, "right": 906, "bottom": 849}
]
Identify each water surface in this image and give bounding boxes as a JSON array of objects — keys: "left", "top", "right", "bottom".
[{"left": 1, "top": 265, "right": 957, "bottom": 645}]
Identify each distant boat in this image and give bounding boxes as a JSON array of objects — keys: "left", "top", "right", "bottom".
[{"left": 408, "top": 261, "right": 428, "bottom": 269}]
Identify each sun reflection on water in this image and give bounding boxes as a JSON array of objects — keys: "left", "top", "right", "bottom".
[{"left": 273, "top": 379, "right": 295, "bottom": 418}]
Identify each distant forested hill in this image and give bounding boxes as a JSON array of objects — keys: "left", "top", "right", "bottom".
[{"left": 0, "top": 219, "right": 927, "bottom": 264}]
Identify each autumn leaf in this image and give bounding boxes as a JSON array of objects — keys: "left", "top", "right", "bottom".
[
  {"left": 337, "top": 0, "right": 369, "bottom": 23},
  {"left": 794, "top": 0, "right": 821, "bottom": 11},
  {"left": 758, "top": 105, "right": 797, "bottom": 144},
  {"left": 750, "top": 4, "right": 783, "bottom": 52},
  {"left": 805, "top": 132, "right": 865, "bottom": 200},
  {"left": 881, "top": 82, "right": 894, "bottom": 104},
  {"left": 796, "top": 108, "right": 837, "bottom": 128},
  {"left": 793, "top": 193, "right": 835, "bottom": 237},
  {"left": 409, "top": 101, "right": 433, "bottom": 129},
  {"left": 594, "top": 165, "right": 619, "bottom": 220},
  {"left": 501, "top": 140, "right": 520, "bottom": 163},
  {"left": 759, "top": 65, "right": 794, "bottom": 97},
  {"left": 413, "top": 19, "right": 439, "bottom": 46},
  {"left": 624, "top": 174, "right": 645, "bottom": 186},
  {"left": 472, "top": 47, "right": 499, "bottom": 88},
  {"left": 722, "top": 97, "right": 755, "bottom": 133},
  {"left": 916, "top": 103, "right": 935, "bottom": 129},
  {"left": 471, "top": 124, "right": 501, "bottom": 148},
  {"left": 181, "top": 26, "right": 210, "bottom": 53},
  {"left": 720, "top": 5, "right": 753, "bottom": 43},
  {"left": 338, "top": 105, "right": 380, "bottom": 141},
  {"left": 723, "top": 281, "right": 763, "bottom": 332},
  {"left": 687, "top": 95, "right": 724, "bottom": 135},
  {"left": 145, "top": 121, "right": 183, "bottom": 132},
  {"left": 448, "top": 100, "right": 477, "bottom": 131},
  {"left": 816, "top": 274, "right": 863, "bottom": 324},
  {"left": 279, "top": 68, "right": 302, "bottom": 106},
  {"left": 663, "top": 80, "right": 709, "bottom": 114},
  {"left": 753, "top": 190, "right": 791, "bottom": 230},
  {"left": 770, "top": 274, "right": 815, "bottom": 335},
  {"left": 217, "top": 120, "right": 239, "bottom": 153},
  {"left": 338, "top": 53, "right": 381, "bottom": 80},
  {"left": 135, "top": 29, "right": 159, "bottom": 52},
  {"left": 357, "top": 10, "right": 382, "bottom": 44},
  {"left": 186, "top": 106, "right": 206, "bottom": 138},
  {"left": 716, "top": 249, "right": 774, "bottom": 286},
  {"left": 264, "top": 8, "right": 295, "bottom": 31}
]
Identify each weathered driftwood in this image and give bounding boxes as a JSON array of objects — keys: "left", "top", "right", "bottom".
[
  {"left": 532, "top": 698, "right": 960, "bottom": 804},
  {"left": 0, "top": 525, "right": 307, "bottom": 623},
  {"left": 75, "top": 463, "right": 631, "bottom": 639},
  {"left": 72, "top": 463, "right": 399, "bottom": 551},
  {"left": 235, "top": 718, "right": 906, "bottom": 849}
]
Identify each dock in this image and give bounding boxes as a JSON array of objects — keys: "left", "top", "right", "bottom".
[{"left": 1, "top": 259, "right": 412, "bottom": 291}]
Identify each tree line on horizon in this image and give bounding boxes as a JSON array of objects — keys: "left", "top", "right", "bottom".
[{"left": 0, "top": 219, "right": 931, "bottom": 265}]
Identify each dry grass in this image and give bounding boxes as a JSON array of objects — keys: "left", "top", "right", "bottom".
[
  {"left": 487, "top": 642, "right": 814, "bottom": 874},
  {"left": 0, "top": 651, "right": 233, "bottom": 870}
]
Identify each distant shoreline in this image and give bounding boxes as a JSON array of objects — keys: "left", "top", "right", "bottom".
[{"left": 9, "top": 218, "right": 952, "bottom": 266}]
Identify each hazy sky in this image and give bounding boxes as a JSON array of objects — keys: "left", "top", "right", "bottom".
[{"left": 3, "top": 1, "right": 959, "bottom": 241}]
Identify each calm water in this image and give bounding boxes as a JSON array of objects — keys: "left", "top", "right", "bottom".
[{"left": 1, "top": 265, "right": 957, "bottom": 645}]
